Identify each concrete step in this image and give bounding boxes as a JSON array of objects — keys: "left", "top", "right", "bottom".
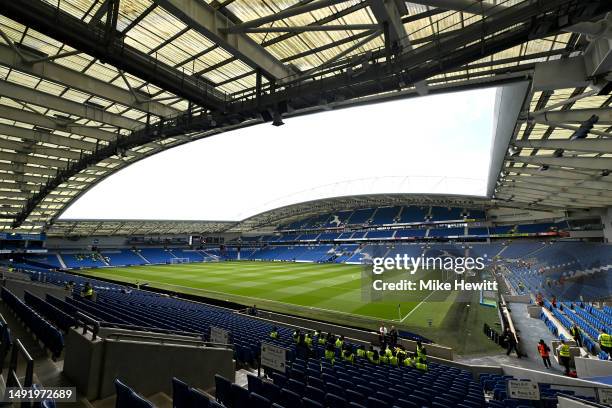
[{"left": 148, "top": 392, "right": 173, "bottom": 408}]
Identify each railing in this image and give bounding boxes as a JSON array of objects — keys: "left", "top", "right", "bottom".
[
  {"left": 0, "top": 313, "right": 12, "bottom": 376},
  {"left": 75, "top": 311, "right": 100, "bottom": 340},
  {"left": 104, "top": 331, "right": 233, "bottom": 350},
  {"left": 5, "top": 339, "right": 34, "bottom": 408}
]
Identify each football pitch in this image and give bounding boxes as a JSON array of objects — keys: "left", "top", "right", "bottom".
[{"left": 80, "top": 261, "right": 501, "bottom": 355}]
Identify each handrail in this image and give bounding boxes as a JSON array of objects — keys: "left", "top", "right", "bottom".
[
  {"left": 6, "top": 338, "right": 33, "bottom": 387},
  {"left": 104, "top": 332, "right": 233, "bottom": 349},
  {"left": 75, "top": 311, "right": 100, "bottom": 340},
  {"left": 99, "top": 322, "right": 202, "bottom": 338}
]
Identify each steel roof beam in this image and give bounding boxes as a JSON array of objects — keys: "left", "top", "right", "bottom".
[
  {"left": 368, "top": 0, "right": 411, "bottom": 49},
  {"left": 503, "top": 166, "right": 596, "bottom": 180},
  {"left": 226, "top": 24, "right": 379, "bottom": 33},
  {"left": 513, "top": 138, "right": 612, "bottom": 153},
  {"left": 0, "top": 139, "right": 83, "bottom": 161},
  {"left": 406, "top": 0, "right": 507, "bottom": 17},
  {"left": 510, "top": 156, "right": 612, "bottom": 171},
  {"left": 0, "top": 44, "right": 179, "bottom": 118},
  {"left": 0, "top": 123, "right": 99, "bottom": 151},
  {"left": 0, "top": 105, "right": 118, "bottom": 141},
  {"left": 1, "top": 0, "right": 227, "bottom": 110},
  {"left": 0, "top": 81, "right": 142, "bottom": 130},
  {"left": 532, "top": 107, "right": 612, "bottom": 124},
  {"left": 223, "top": 0, "right": 352, "bottom": 32},
  {"left": 506, "top": 175, "right": 612, "bottom": 191},
  {"left": 502, "top": 180, "right": 612, "bottom": 198},
  {"left": 153, "top": 0, "right": 294, "bottom": 81}
]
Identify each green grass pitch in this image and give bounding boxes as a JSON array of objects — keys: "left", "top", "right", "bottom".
[{"left": 80, "top": 261, "right": 501, "bottom": 355}]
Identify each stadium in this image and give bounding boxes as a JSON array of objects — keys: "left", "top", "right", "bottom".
[{"left": 0, "top": 0, "right": 611, "bottom": 407}]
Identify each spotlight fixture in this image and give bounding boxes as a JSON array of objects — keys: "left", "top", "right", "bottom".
[
  {"left": 271, "top": 111, "right": 284, "bottom": 127},
  {"left": 539, "top": 164, "right": 549, "bottom": 171},
  {"left": 552, "top": 148, "right": 564, "bottom": 158},
  {"left": 507, "top": 145, "right": 520, "bottom": 157},
  {"left": 570, "top": 114, "right": 599, "bottom": 140},
  {"left": 602, "top": 170, "right": 610, "bottom": 177}
]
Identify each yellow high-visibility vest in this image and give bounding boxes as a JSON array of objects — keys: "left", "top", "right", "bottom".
[
  {"left": 600, "top": 333, "right": 612, "bottom": 348},
  {"left": 559, "top": 344, "right": 571, "bottom": 357}
]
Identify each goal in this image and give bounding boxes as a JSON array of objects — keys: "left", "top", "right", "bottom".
[{"left": 170, "top": 257, "right": 190, "bottom": 264}]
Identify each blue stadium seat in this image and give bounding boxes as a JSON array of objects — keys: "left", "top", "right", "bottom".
[
  {"left": 214, "top": 374, "right": 232, "bottom": 406},
  {"left": 280, "top": 388, "right": 302, "bottom": 407},
  {"left": 114, "top": 378, "right": 132, "bottom": 407},
  {"left": 303, "top": 397, "right": 324, "bottom": 408},
  {"left": 326, "top": 393, "right": 348, "bottom": 408},
  {"left": 367, "top": 397, "right": 389, "bottom": 408},
  {"left": 171, "top": 377, "right": 190, "bottom": 408},
  {"left": 247, "top": 374, "right": 264, "bottom": 394},
  {"left": 230, "top": 383, "right": 250, "bottom": 408},
  {"left": 129, "top": 391, "right": 154, "bottom": 408},
  {"left": 262, "top": 381, "right": 281, "bottom": 402},
  {"left": 250, "top": 392, "right": 272, "bottom": 408},
  {"left": 305, "top": 385, "right": 325, "bottom": 404},
  {"left": 189, "top": 388, "right": 210, "bottom": 406}
]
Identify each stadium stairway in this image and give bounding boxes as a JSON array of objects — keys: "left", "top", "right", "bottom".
[{"left": 0, "top": 300, "right": 95, "bottom": 407}]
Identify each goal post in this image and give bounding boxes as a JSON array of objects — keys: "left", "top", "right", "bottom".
[{"left": 170, "top": 257, "right": 190, "bottom": 264}]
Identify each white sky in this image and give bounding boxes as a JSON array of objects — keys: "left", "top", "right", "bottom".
[{"left": 61, "top": 87, "right": 497, "bottom": 221}]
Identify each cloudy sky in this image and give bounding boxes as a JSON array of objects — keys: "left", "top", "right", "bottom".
[{"left": 61, "top": 87, "right": 497, "bottom": 221}]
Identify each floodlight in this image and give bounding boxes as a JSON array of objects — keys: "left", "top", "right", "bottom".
[
  {"left": 570, "top": 114, "right": 599, "bottom": 140},
  {"left": 602, "top": 170, "right": 610, "bottom": 177},
  {"left": 539, "top": 164, "right": 549, "bottom": 171},
  {"left": 552, "top": 149, "right": 564, "bottom": 158},
  {"left": 507, "top": 146, "right": 520, "bottom": 157}
]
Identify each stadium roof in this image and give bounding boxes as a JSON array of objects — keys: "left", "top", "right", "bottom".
[{"left": 0, "top": 0, "right": 611, "bottom": 234}]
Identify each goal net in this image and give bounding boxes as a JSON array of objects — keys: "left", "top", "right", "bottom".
[{"left": 170, "top": 258, "right": 190, "bottom": 264}]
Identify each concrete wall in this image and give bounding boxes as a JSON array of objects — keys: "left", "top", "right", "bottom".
[
  {"left": 63, "top": 328, "right": 234, "bottom": 400},
  {"left": 4, "top": 278, "right": 67, "bottom": 300},
  {"left": 574, "top": 357, "right": 612, "bottom": 379},
  {"left": 63, "top": 329, "right": 105, "bottom": 400},
  {"left": 603, "top": 207, "right": 612, "bottom": 244}
]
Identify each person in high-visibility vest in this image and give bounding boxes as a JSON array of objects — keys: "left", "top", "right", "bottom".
[
  {"left": 396, "top": 347, "right": 408, "bottom": 366},
  {"left": 304, "top": 332, "right": 313, "bottom": 349},
  {"left": 557, "top": 340, "right": 571, "bottom": 375},
  {"left": 269, "top": 327, "right": 280, "bottom": 340},
  {"left": 389, "top": 350, "right": 399, "bottom": 366},
  {"left": 369, "top": 350, "right": 380, "bottom": 365},
  {"left": 380, "top": 352, "right": 389, "bottom": 364},
  {"left": 402, "top": 355, "right": 412, "bottom": 367},
  {"left": 342, "top": 347, "right": 355, "bottom": 364},
  {"left": 81, "top": 282, "right": 95, "bottom": 300},
  {"left": 598, "top": 328, "right": 612, "bottom": 359},
  {"left": 317, "top": 330, "right": 326, "bottom": 345},
  {"left": 324, "top": 343, "right": 336, "bottom": 365},
  {"left": 366, "top": 346, "right": 374, "bottom": 362},
  {"left": 356, "top": 345, "right": 366, "bottom": 359},
  {"left": 414, "top": 356, "right": 428, "bottom": 371},
  {"left": 416, "top": 341, "right": 427, "bottom": 359},
  {"left": 537, "top": 339, "right": 551, "bottom": 369},
  {"left": 335, "top": 335, "right": 344, "bottom": 349},
  {"left": 292, "top": 329, "right": 300, "bottom": 343},
  {"left": 570, "top": 325, "right": 582, "bottom": 348}
]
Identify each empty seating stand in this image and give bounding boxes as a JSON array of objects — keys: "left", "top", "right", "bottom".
[{"left": 1, "top": 287, "right": 64, "bottom": 359}]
